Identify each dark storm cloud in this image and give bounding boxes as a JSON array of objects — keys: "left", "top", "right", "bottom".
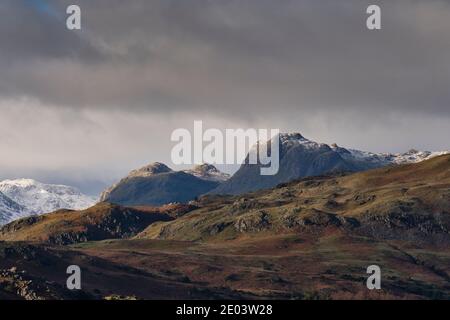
[
  {"left": 0, "top": 1, "right": 100, "bottom": 60},
  {"left": 0, "top": 0, "right": 449, "bottom": 116}
]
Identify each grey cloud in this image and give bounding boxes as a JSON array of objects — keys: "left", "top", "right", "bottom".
[
  {"left": 0, "top": 1, "right": 101, "bottom": 61},
  {"left": 0, "top": 0, "right": 450, "bottom": 194},
  {"left": 0, "top": 0, "right": 449, "bottom": 117}
]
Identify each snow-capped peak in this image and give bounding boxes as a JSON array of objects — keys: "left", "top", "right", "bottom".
[
  {"left": 0, "top": 179, "right": 96, "bottom": 225},
  {"left": 184, "top": 164, "right": 230, "bottom": 182},
  {"left": 256, "top": 132, "right": 449, "bottom": 167},
  {"left": 280, "top": 132, "right": 305, "bottom": 141},
  {"left": 279, "top": 133, "right": 328, "bottom": 149},
  {"left": 0, "top": 178, "right": 45, "bottom": 190},
  {"left": 379, "top": 150, "right": 449, "bottom": 164}
]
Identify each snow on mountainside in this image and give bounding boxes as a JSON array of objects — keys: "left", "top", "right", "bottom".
[
  {"left": 280, "top": 133, "right": 327, "bottom": 150},
  {"left": 274, "top": 134, "right": 448, "bottom": 171},
  {"left": 280, "top": 133, "right": 449, "bottom": 166},
  {"left": 211, "top": 133, "right": 450, "bottom": 195},
  {"left": 0, "top": 191, "right": 27, "bottom": 225},
  {"left": 183, "top": 164, "right": 230, "bottom": 182},
  {"left": 0, "top": 179, "right": 96, "bottom": 225},
  {"left": 335, "top": 146, "right": 449, "bottom": 166}
]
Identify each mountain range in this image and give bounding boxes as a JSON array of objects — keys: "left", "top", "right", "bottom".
[
  {"left": 210, "top": 133, "right": 449, "bottom": 195},
  {"left": 1, "top": 133, "right": 447, "bottom": 225},
  {"left": 100, "top": 133, "right": 449, "bottom": 207},
  {"left": 1, "top": 155, "right": 449, "bottom": 299},
  {"left": 0, "top": 179, "right": 95, "bottom": 225}
]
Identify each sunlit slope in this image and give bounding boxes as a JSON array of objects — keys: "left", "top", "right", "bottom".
[
  {"left": 138, "top": 155, "right": 450, "bottom": 243},
  {"left": 0, "top": 202, "right": 173, "bottom": 244}
]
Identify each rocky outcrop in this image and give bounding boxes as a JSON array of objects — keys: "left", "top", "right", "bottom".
[
  {"left": 0, "top": 267, "right": 91, "bottom": 300},
  {"left": 234, "top": 211, "right": 271, "bottom": 233}
]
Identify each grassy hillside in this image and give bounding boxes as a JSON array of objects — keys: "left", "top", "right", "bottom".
[
  {"left": 0, "top": 202, "right": 176, "bottom": 244},
  {"left": 138, "top": 155, "right": 450, "bottom": 243}
]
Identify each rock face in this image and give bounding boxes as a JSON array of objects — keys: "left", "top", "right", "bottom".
[
  {"left": 210, "top": 133, "right": 449, "bottom": 195},
  {"left": 234, "top": 211, "right": 271, "bottom": 233},
  {"left": 100, "top": 163, "right": 227, "bottom": 206}
]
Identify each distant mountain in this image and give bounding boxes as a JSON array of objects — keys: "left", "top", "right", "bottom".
[
  {"left": 0, "top": 179, "right": 95, "bottom": 225},
  {"left": 210, "top": 133, "right": 449, "bottom": 195},
  {"left": 100, "top": 163, "right": 227, "bottom": 206},
  {"left": 0, "top": 192, "right": 26, "bottom": 225},
  {"left": 333, "top": 144, "right": 449, "bottom": 166}
]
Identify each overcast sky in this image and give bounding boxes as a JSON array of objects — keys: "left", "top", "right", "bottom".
[{"left": 0, "top": 0, "right": 449, "bottom": 194}]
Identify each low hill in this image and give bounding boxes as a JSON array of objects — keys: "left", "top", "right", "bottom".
[{"left": 0, "top": 202, "right": 175, "bottom": 245}]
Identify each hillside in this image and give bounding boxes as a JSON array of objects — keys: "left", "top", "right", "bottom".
[
  {"left": 138, "top": 155, "right": 450, "bottom": 244},
  {"left": 0, "top": 202, "right": 176, "bottom": 245},
  {"left": 0, "top": 242, "right": 241, "bottom": 300}
]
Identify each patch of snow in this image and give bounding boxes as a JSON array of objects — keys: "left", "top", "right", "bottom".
[
  {"left": 344, "top": 148, "right": 450, "bottom": 166},
  {"left": 184, "top": 164, "right": 230, "bottom": 182},
  {"left": 0, "top": 191, "right": 29, "bottom": 225},
  {"left": 280, "top": 134, "right": 449, "bottom": 167},
  {"left": 280, "top": 133, "right": 328, "bottom": 150}
]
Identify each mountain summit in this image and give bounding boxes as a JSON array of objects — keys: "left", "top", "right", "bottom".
[
  {"left": 0, "top": 179, "right": 95, "bottom": 225},
  {"left": 210, "top": 133, "right": 449, "bottom": 195},
  {"left": 183, "top": 164, "right": 230, "bottom": 182},
  {"left": 128, "top": 162, "right": 173, "bottom": 178}
]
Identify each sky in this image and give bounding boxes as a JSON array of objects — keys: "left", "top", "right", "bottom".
[{"left": 0, "top": 0, "right": 449, "bottom": 195}]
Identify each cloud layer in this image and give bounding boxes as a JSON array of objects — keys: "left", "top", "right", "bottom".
[{"left": 0, "top": 0, "right": 449, "bottom": 193}]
